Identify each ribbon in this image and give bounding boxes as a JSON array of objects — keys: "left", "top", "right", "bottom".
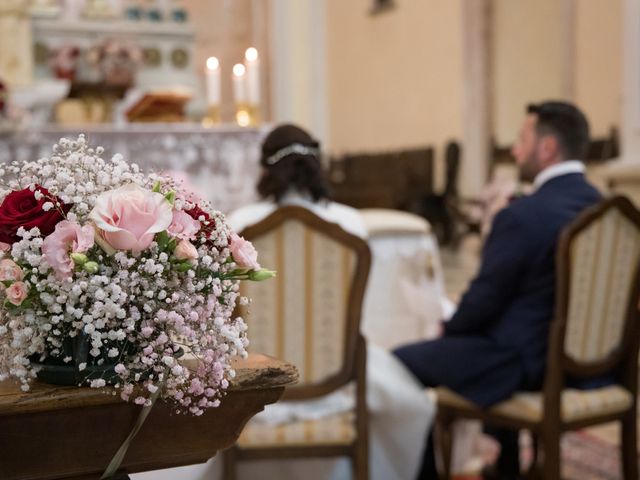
[{"left": 100, "top": 386, "right": 162, "bottom": 479}]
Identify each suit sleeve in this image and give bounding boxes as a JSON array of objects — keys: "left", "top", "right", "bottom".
[{"left": 444, "top": 207, "right": 530, "bottom": 335}]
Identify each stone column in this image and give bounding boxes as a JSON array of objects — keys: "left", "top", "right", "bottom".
[
  {"left": 0, "top": 0, "right": 33, "bottom": 87},
  {"left": 560, "top": 0, "right": 576, "bottom": 100},
  {"left": 461, "top": 0, "right": 492, "bottom": 197},
  {"left": 269, "top": 0, "right": 328, "bottom": 144},
  {"left": 604, "top": 0, "right": 640, "bottom": 205}
]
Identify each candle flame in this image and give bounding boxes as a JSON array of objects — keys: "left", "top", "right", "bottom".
[
  {"left": 233, "top": 63, "right": 246, "bottom": 77},
  {"left": 206, "top": 57, "right": 219, "bottom": 70},
  {"left": 236, "top": 110, "right": 251, "bottom": 127},
  {"left": 245, "top": 47, "right": 259, "bottom": 62}
]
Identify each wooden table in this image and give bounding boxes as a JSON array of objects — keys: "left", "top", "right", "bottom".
[{"left": 0, "top": 355, "right": 298, "bottom": 480}]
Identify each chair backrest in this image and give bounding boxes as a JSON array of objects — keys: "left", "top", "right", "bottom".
[
  {"left": 327, "top": 147, "right": 434, "bottom": 210},
  {"left": 238, "top": 206, "right": 371, "bottom": 400},
  {"left": 549, "top": 196, "right": 640, "bottom": 391},
  {"left": 585, "top": 127, "right": 620, "bottom": 163}
]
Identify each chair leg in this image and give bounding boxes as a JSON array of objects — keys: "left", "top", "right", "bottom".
[
  {"left": 222, "top": 447, "right": 237, "bottom": 480},
  {"left": 541, "top": 429, "right": 561, "bottom": 480},
  {"left": 352, "top": 438, "right": 369, "bottom": 480},
  {"left": 436, "top": 414, "right": 454, "bottom": 480},
  {"left": 621, "top": 409, "right": 639, "bottom": 480}
]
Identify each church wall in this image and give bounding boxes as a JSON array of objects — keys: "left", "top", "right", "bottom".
[
  {"left": 492, "top": 0, "right": 622, "bottom": 146},
  {"left": 324, "top": 0, "right": 464, "bottom": 155},
  {"left": 491, "top": 0, "right": 565, "bottom": 147},
  {"left": 575, "top": 0, "right": 622, "bottom": 137}
]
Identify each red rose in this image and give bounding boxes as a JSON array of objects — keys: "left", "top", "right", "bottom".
[
  {"left": 186, "top": 205, "right": 218, "bottom": 241},
  {"left": 186, "top": 204, "right": 208, "bottom": 219},
  {"left": 0, "top": 186, "right": 70, "bottom": 243}
]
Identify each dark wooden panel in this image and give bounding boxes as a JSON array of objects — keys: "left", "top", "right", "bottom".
[{"left": 328, "top": 146, "right": 434, "bottom": 210}]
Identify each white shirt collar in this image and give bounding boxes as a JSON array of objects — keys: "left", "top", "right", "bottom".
[
  {"left": 279, "top": 188, "right": 314, "bottom": 205},
  {"left": 533, "top": 160, "right": 585, "bottom": 190}
]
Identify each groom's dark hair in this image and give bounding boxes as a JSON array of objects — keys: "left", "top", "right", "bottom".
[{"left": 527, "top": 101, "right": 590, "bottom": 160}]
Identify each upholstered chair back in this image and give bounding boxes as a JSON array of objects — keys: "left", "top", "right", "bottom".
[
  {"left": 239, "top": 206, "right": 371, "bottom": 393},
  {"left": 562, "top": 199, "right": 640, "bottom": 365}
]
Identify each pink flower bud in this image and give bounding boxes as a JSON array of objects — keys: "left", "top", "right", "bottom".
[
  {"left": 174, "top": 240, "right": 198, "bottom": 260},
  {"left": 229, "top": 233, "right": 260, "bottom": 270},
  {"left": 0, "top": 259, "right": 24, "bottom": 282},
  {"left": 5, "top": 281, "right": 28, "bottom": 306}
]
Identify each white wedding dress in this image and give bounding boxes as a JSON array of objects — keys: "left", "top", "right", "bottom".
[
  {"left": 133, "top": 342, "right": 432, "bottom": 480},
  {"left": 132, "top": 191, "right": 435, "bottom": 480}
]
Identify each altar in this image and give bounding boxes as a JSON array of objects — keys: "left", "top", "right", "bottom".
[
  {"left": 0, "top": 355, "right": 298, "bottom": 480},
  {"left": 0, "top": 0, "right": 275, "bottom": 213},
  {"left": 0, "top": 124, "right": 269, "bottom": 213}
]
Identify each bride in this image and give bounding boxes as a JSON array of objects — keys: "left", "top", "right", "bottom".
[{"left": 133, "top": 124, "right": 434, "bottom": 480}]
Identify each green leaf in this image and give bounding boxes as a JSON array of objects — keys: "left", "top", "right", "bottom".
[
  {"left": 156, "top": 231, "right": 170, "bottom": 250},
  {"left": 175, "top": 262, "right": 193, "bottom": 272},
  {"left": 3, "top": 299, "right": 18, "bottom": 310}
]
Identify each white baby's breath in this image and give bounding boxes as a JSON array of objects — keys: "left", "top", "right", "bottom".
[{"left": 0, "top": 136, "right": 250, "bottom": 415}]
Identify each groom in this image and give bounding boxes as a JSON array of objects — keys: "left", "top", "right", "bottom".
[{"left": 395, "top": 101, "right": 603, "bottom": 479}]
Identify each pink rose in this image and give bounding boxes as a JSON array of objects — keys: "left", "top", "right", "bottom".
[
  {"left": 0, "top": 259, "right": 24, "bottom": 282},
  {"left": 174, "top": 240, "right": 198, "bottom": 260},
  {"left": 5, "top": 281, "right": 28, "bottom": 306},
  {"left": 230, "top": 233, "right": 260, "bottom": 270},
  {"left": 168, "top": 210, "right": 200, "bottom": 241},
  {"left": 42, "top": 221, "right": 95, "bottom": 279},
  {"left": 89, "top": 183, "right": 173, "bottom": 252},
  {"left": 0, "top": 242, "right": 10, "bottom": 253}
]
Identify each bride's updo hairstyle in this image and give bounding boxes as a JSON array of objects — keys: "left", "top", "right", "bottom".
[{"left": 257, "top": 124, "right": 330, "bottom": 202}]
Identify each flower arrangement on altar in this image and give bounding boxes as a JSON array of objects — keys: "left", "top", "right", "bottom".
[
  {"left": 50, "top": 45, "right": 81, "bottom": 81},
  {"left": 0, "top": 135, "right": 274, "bottom": 415},
  {"left": 86, "top": 39, "right": 143, "bottom": 87}
]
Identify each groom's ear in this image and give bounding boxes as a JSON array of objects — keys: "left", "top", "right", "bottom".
[{"left": 538, "top": 134, "right": 561, "bottom": 163}]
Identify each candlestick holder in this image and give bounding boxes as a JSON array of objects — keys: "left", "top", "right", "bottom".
[
  {"left": 201, "top": 104, "right": 221, "bottom": 127},
  {"left": 235, "top": 102, "right": 259, "bottom": 127}
]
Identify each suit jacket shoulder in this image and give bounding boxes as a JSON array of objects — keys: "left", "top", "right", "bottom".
[{"left": 444, "top": 173, "right": 601, "bottom": 338}]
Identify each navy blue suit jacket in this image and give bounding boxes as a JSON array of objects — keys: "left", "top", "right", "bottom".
[{"left": 444, "top": 173, "right": 601, "bottom": 388}]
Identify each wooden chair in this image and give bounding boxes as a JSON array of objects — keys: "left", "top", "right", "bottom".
[
  {"left": 435, "top": 196, "right": 640, "bottom": 480},
  {"left": 222, "top": 206, "right": 372, "bottom": 480},
  {"left": 403, "top": 141, "right": 482, "bottom": 247}
]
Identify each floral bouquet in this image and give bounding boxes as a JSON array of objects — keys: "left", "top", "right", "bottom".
[{"left": 0, "top": 135, "right": 273, "bottom": 415}]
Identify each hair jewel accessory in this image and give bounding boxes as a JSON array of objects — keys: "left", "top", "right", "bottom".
[{"left": 265, "top": 143, "right": 319, "bottom": 165}]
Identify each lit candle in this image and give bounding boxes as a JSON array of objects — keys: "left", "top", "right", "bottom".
[
  {"left": 232, "top": 63, "right": 247, "bottom": 104},
  {"left": 244, "top": 47, "right": 260, "bottom": 106},
  {"left": 205, "top": 56, "right": 221, "bottom": 106}
]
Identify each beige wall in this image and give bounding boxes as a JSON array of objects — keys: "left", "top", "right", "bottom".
[
  {"left": 575, "top": 0, "right": 622, "bottom": 137},
  {"left": 492, "top": 0, "right": 622, "bottom": 145},
  {"left": 324, "top": 0, "right": 464, "bottom": 154},
  {"left": 492, "top": 0, "right": 565, "bottom": 146}
]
